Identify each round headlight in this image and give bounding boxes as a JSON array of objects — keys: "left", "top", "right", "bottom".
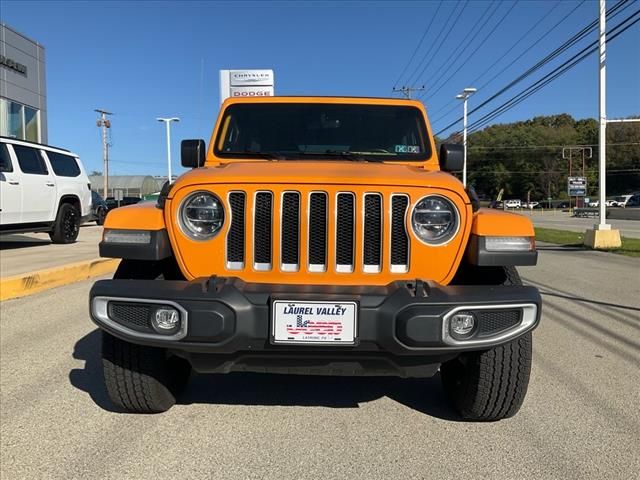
[
  {"left": 179, "top": 192, "right": 224, "bottom": 240},
  {"left": 411, "top": 195, "right": 459, "bottom": 245}
]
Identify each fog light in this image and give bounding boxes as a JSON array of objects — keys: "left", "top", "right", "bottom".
[
  {"left": 450, "top": 312, "right": 476, "bottom": 337},
  {"left": 151, "top": 307, "right": 180, "bottom": 334}
]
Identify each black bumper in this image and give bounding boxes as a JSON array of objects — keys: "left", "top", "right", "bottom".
[{"left": 90, "top": 277, "right": 541, "bottom": 359}]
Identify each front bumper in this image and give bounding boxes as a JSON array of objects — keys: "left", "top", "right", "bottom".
[{"left": 90, "top": 277, "right": 541, "bottom": 359}]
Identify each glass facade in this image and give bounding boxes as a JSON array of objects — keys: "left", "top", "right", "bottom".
[{"left": 0, "top": 98, "right": 41, "bottom": 143}]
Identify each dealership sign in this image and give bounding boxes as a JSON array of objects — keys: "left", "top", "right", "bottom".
[
  {"left": 568, "top": 176, "right": 587, "bottom": 197},
  {"left": 220, "top": 69, "right": 274, "bottom": 104},
  {"left": 0, "top": 55, "right": 27, "bottom": 75}
]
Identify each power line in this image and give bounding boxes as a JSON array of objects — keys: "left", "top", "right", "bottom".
[
  {"left": 466, "top": 169, "right": 639, "bottom": 174},
  {"left": 419, "top": 0, "right": 519, "bottom": 101},
  {"left": 409, "top": 0, "right": 473, "bottom": 88},
  {"left": 465, "top": 10, "right": 640, "bottom": 135},
  {"left": 404, "top": 1, "right": 467, "bottom": 87},
  {"left": 392, "top": 2, "right": 443, "bottom": 89},
  {"left": 468, "top": 142, "right": 640, "bottom": 151},
  {"left": 415, "top": 1, "right": 497, "bottom": 95},
  {"left": 429, "top": 0, "right": 575, "bottom": 121},
  {"left": 433, "top": 0, "right": 631, "bottom": 135}
]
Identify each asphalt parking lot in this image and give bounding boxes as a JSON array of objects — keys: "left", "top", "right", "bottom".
[{"left": 1, "top": 246, "right": 638, "bottom": 480}]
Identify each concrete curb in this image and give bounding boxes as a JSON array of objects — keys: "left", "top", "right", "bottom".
[{"left": 0, "top": 258, "right": 119, "bottom": 301}]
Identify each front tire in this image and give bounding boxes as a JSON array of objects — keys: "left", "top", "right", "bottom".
[
  {"left": 102, "top": 332, "right": 191, "bottom": 413},
  {"left": 49, "top": 203, "right": 80, "bottom": 244},
  {"left": 96, "top": 207, "right": 107, "bottom": 226},
  {"left": 441, "top": 266, "right": 533, "bottom": 421}
]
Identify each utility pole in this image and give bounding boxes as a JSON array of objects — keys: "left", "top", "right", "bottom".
[
  {"left": 392, "top": 86, "right": 425, "bottom": 99},
  {"left": 585, "top": 0, "right": 621, "bottom": 248},
  {"left": 95, "top": 109, "right": 112, "bottom": 197}
]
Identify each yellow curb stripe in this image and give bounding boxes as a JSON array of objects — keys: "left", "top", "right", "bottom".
[{"left": 0, "top": 258, "right": 119, "bottom": 301}]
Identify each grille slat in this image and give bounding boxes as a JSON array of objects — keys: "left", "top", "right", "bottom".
[
  {"left": 227, "top": 192, "right": 246, "bottom": 269},
  {"left": 254, "top": 192, "right": 273, "bottom": 269},
  {"left": 336, "top": 193, "right": 355, "bottom": 271},
  {"left": 281, "top": 192, "right": 300, "bottom": 270},
  {"left": 308, "top": 192, "right": 328, "bottom": 270},
  {"left": 390, "top": 195, "right": 409, "bottom": 272},
  {"left": 363, "top": 194, "right": 382, "bottom": 272},
  {"left": 226, "top": 190, "right": 411, "bottom": 275}
]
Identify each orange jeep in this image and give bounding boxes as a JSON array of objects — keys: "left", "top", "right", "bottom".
[{"left": 90, "top": 97, "right": 540, "bottom": 419}]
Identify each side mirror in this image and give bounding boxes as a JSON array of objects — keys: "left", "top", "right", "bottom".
[
  {"left": 439, "top": 143, "right": 464, "bottom": 172},
  {"left": 181, "top": 139, "right": 206, "bottom": 168}
]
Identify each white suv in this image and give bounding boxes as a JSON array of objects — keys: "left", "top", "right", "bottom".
[{"left": 0, "top": 137, "right": 92, "bottom": 243}]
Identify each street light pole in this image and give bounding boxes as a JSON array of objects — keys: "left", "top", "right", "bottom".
[
  {"left": 584, "top": 0, "right": 621, "bottom": 249},
  {"left": 157, "top": 117, "right": 180, "bottom": 183},
  {"left": 597, "top": 0, "right": 607, "bottom": 230},
  {"left": 456, "top": 87, "right": 476, "bottom": 187}
]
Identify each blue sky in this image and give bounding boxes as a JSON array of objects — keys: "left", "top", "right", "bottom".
[{"left": 1, "top": 0, "right": 638, "bottom": 177}]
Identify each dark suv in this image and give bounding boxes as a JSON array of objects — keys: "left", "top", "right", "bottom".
[{"left": 89, "top": 191, "right": 108, "bottom": 225}]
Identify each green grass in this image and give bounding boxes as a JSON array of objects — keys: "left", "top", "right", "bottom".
[{"left": 534, "top": 227, "right": 640, "bottom": 257}]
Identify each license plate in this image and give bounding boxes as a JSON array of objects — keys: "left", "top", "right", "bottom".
[{"left": 271, "top": 300, "right": 357, "bottom": 345}]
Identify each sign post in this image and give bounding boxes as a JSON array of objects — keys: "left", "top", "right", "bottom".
[{"left": 115, "top": 189, "right": 123, "bottom": 208}]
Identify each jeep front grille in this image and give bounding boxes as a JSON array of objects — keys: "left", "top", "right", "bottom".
[{"left": 225, "top": 190, "right": 410, "bottom": 274}]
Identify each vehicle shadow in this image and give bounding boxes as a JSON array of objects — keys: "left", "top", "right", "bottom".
[
  {"left": 536, "top": 244, "right": 585, "bottom": 251},
  {"left": 69, "top": 329, "right": 460, "bottom": 421},
  {"left": 0, "top": 235, "right": 51, "bottom": 250}
]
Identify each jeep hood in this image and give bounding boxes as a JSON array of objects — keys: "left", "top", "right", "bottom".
[{"left": 171, "top": 161, "right": 466, "bottom": 195}]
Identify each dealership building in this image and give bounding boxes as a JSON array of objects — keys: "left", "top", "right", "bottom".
[{"left": 0, "top": 23, "right": 47, "bottom": 143}]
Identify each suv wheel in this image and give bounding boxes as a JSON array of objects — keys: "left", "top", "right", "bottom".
[
  {"left": 96, "top": 207, "right": 107, "bottom": 226},
  {"left": 440, "top": 266, "right": 533, "bottom": 421},
  {"left": 49, "top": 203, "right": 80, "bottom": 244},
  {"left": 102, "top": 332, "right": 191, "bottom": 413}
]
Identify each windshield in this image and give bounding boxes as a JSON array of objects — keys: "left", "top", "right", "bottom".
[{"left": 214, "top": 103, "right": 431, "bottom": 162}]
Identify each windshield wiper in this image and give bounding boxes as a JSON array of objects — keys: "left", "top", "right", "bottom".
[
  {"left": 230, "top": 150, "right": 285, "bottom": 160},
  {"left": 297, "top": 150, "right": 384, "bottom": 162}
]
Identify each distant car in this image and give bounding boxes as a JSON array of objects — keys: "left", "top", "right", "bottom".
[
  {"left": 523, "top": 201, "right": 539, "bottom": 209},
  {"left": 625, "top": 194, "right": 640, "bottom": 208},
  {"left": 504, "top": 199, "right": 521, "bottom": 208},
  {"left": 588, "top": 199, "right": 617, "bottom": 207},
  {"left": 105, "top": 196, "right": 142, "bottom": 210},
  {"left": 489, "top": 200, "right": 504, "bottom": 209},
  {"left": 613, "top": 195, "right": 634, "bottom": 208},
  {"left": 89, "top": 191, "right": 108, "bottom": 225}
]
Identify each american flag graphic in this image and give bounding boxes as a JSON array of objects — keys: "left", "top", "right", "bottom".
[{"left": 286, "top": 313, "right": 344, "bottom": 337}]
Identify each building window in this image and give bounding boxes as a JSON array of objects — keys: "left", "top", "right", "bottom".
[
  {"left": 24, "top": 107, "right": 39, "bottom": 142},
  {"left": 0, "top": 98, "right": 40, "bottom": 143}
]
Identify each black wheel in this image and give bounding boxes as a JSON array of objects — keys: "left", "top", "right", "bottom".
[
  {"left": 441, "top": 266, "right": 533, "bottom": 421},
  {"left": 102, "top": 258, "right": 190, "bottom": 413},
  {"left": 102, "top": 332, "right": 191, "bottom": 413},
  {"left": 96, "top": 207, "right": 107, "bottom": 226},
  {"left": 49, "top": 203, "right": 80, "bottom": 244}
]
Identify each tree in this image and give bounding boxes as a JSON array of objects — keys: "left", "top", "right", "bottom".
[{"left": 465, "top": 114, "right": 639, "bottom": 199}]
